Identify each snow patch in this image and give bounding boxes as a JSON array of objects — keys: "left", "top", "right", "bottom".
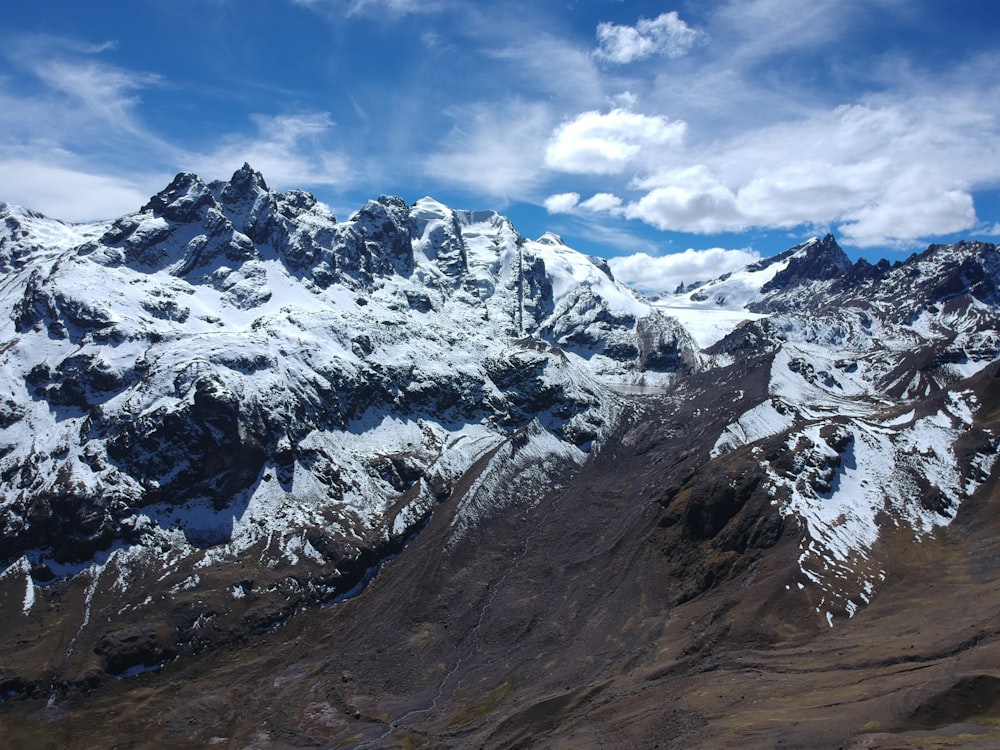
[
  {"left": 448, "top": 420, "right": 588, "bottom": 544},
  {"left": 766, "top": 388, "right": 996, "bottom": 622}
]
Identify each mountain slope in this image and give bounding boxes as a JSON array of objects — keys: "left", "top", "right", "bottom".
[{"left": 4, "top": 356, "right": 1000, "bottom": 749}]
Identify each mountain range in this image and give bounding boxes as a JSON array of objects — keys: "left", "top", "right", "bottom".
[{"left": 2, "top": 165, "right": 1000, "bottom": 748}]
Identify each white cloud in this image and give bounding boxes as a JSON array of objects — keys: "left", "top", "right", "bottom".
[
  {"left": 625, "top": 165, "right": 744, "bottom": 233},
  {"left": 32, "top": 59, "right": 160, "bottom": 130},
  {"left": 617, "top": 94, "right": 1000, "bottom": 246},
  {"left": 579, "top": 192, "right": 623, "bottom": 214},
  {"left": 544, "top": 191, "right": 624, "bottom": 216},
  {"left": 544, "top": 192, "right": 581, "bottom": 213},
  {"left": 557, "top": 2, "right": 1000, "bottom": 249},
  {"left": 425, "top": 100, "right": 553, "bottom": 199},
  {"left": 0, "top": 157, "right": 164, "bottom": 221},
  {"left": 609, "top": 247, "right": 761, "bottom": 293},
  {"left": 595, "top": 12, "right": 702, "bottom": 64},
  {"left": 839, "top": 174, "right": 977, "bottom": 248},
  {"left": 545, "top": 108, "right": 685, "bottom": 175},
  {"left": 185, "top": 112, "right": 352, "bottom": 189}
]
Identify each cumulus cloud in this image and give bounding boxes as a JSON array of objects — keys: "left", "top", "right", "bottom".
[
  {"left": 550, "top": 5, "right": 1000, "bottom": 250},
  {"left": 625, "top": 165, "right": 744, "bottom": 233},
  {"left": 608, "top": 247, "right": 761, "bottom": 293},
  {"left": 544, "top": 191, "right": 625, "bottom": 216},
  {"left": 579, "top": 192, "right": 624, "bottom": 214},
  {"left": 838, "top": 175, "right": 977, "bottom": 248},
  {"left": 545, "top": 108, "right": 685, "bottom": 174},
  {"left": 544, "top": 192, "right": 581, "bottom": 213},
  {"left": 595, "top": 12, "right": 702, "bottom": 64},
  {"left": 615, "top": 96, "right": 1000, "bottom": 246}
]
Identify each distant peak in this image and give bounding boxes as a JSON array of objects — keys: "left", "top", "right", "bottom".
[
  {"left": 412, "top": 196, "right": 447, "bottom": 210},
  {"left": 792, "top": 233, "right": 839, "bottom": 253},
  {"left": 758, "top": 233, "right": 850, "bottom": 296},
  {"left": 536, "top": 232, "right": 565, "bottom": 246},
  {"left": 161, "top": 171, "right": 206, "bottom": 193}
]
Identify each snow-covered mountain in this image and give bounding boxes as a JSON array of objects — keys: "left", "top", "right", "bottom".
[
  {"left": 0, "top": 165, "right": 698, "bottom": 680},
  {"left": 3, "top": 166, "right": 1000, "bottom": 749},
  {"left": 650, "top": 233, "right": 1000, "bottom": 622}
]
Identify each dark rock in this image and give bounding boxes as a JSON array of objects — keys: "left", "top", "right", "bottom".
[{"left": 95, "top": 626, "right": 176, "bottom": 676}]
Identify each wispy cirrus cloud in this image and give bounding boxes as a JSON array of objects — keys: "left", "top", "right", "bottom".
[
  {"left": 485, "top": 30, "right": 606, "bottom": 106},
  {"left": 424, "top": 99, "right": 553, "bottom": 199},
  {"left": 0, "top": 31, "right": 354, "bottom": 219},
  {"left": 185, "top": 112, "right": 353, "bottom": 190},
  {"left": 291, "top": 0, "right": 451, "bottom": 17},
  {"left": 32, "top": 60, "right": 159, "bottom": 125},
  {"left": 0, "top": 35, "right": 172, "bottom": 219},
  {"left": 0, "top": 34, "right": 164, "bottom": 146}
]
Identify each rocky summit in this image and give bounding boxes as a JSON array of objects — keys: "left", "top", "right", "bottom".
[{"left": 3, "top": 166, "right": 1000, "bottom": 748}]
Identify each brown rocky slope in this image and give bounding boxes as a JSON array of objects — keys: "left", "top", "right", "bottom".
[{"left": 4, "top": 357, "right": 1000, "bottom": 749}]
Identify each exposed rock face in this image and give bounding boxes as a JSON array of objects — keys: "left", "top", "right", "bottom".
[{"left": 3, "top": 168, "right": 1000, "bottom": 749}]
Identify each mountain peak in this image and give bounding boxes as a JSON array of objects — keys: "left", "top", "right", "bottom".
[
  {"left": 411, "top": 195, "right": 449, "bottom": 213},
  {"left": 219, "top": 162, "right": 270, "bottom": 203},
  {"left": 142, "top": 171, "right": 218, "bottom": 222},
  {"left": 535, "top": 231, "right": 565, "bottom": 246},
  {"left": 759, "top": 232, "right": 851, "bottom": 295}
]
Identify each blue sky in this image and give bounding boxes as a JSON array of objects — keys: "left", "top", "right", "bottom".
[{"left": 2, "top": 0, "right": 1000, "bottom": 290}]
